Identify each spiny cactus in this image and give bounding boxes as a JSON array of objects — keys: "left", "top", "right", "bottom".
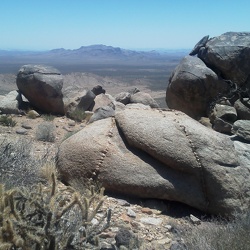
[{"left": 0, "top": 171, "right": 111, "bottom": 249}]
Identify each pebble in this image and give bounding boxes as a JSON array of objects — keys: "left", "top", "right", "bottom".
[
  {"left": 141, "top": 207, "right": 153, "bottom": 215},
  {"left": 68, "top": 120, "right": 76, "bottom": 126},
  {"left": 127, "top": 208, "right": 136, "bottom": 218},
  {"left": 21, "top": 122, "right": 32, "bottom": 129},
  {"left": 116, "top": 199, "right": 130, "bottom": 206},
  {"left": 16, "top": 128, "right": 28, "bottom": 135},
  {"left": 140, "top": 217, "right": 163, "bottom": 226}
]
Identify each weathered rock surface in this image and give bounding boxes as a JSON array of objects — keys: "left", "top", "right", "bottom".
[
  {"left": 57, "top": 107, "right": 250, "bottom": 215},
  {"left": 130, "top": 92, "right": 159, "bottom": 108},
  {"left": 92, "top": 93, "right": 114, "bottom": 111},
  {"left": 0, "top": 90, "right": 20, "bottom": 114},
  {"left": 189, "top": 35, "right": 209, "bottom": 56},
  {"left": 88, "top": 106, "right": 115, "bottom": 123},
  {"left": 213, "top": 118, "right": 232, "bottom": 134},
  {"left": 232, "top": 120, "right": 250, "bottom": 141},
  {"left": 91, "top": 85, "right": 106, "bottom": 95},
  {"left": 16, "top": 65, "right": 64, "bottom": 115},
  {"left": 198, "top": 32, "right": 250, "bottom": 87},
  {"left": 115, "top": 92, "right": 131, "bottom": 105},
  {"left": 234, "top": 99, "right": 250, "bottom": 120},
  {"left": 166, "top": 56, "right": 229, "bottom": 118},
  {"left": 209, "top": 104, "right": 237, "bottom": 123}
]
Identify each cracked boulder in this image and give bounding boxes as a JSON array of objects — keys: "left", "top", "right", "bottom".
[
  {"left": 56, "top": 106, "right": 250, "bottom": 215},
  {"left": 198, "top": 32, "right": 250, "bottom": 87},
  {"left": 16, "top": 65, "right": 64, "bottom": 115}
]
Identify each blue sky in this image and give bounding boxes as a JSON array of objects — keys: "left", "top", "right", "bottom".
[{"left": 1, "top": 0, "right": 249, "bottom": 50}]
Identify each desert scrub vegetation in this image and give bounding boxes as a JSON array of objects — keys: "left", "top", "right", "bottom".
[
  {"left": 0, "top": 115, "right": 16, "bottom": 127},
  {"left": 0, "top": 170, "right": 111, "bottom": 249},
  {"left": 183, "top": 211, "right": 250, "bottom": 250},
  {"left": 42, "top": 114, "right": 56, "bottom": 121},
  {"left": 67, "top": 108, "right": 87, "bottom": 122},
  {"left": 0, "top": 137, "right": 49, "bottom": 189},
  {"left": 36, "top": 121, "right": 56, "bottom": 142}
]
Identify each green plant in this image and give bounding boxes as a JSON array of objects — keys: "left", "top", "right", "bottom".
[
  {"left": 0, "top": 172, "right": 111, "bottom": 249},
  {"left": 0, "top": 115, "right": 16, "bottom": 127},
  {"left": 67, "top": 108, "right": 87, "bottom": 122},
  {"left": 36, "top": 121, "right": 56, "bottom": 142}
]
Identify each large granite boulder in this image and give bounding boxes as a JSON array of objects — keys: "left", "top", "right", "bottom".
[
  {"left": 198, "top": 32, "right": 250, "bottom": 87},
  {"left": 56, "top": 106, "right": 250, "bottom": 216},
  {"left": 16, "top": 65, "right": 64, "bottom": 115},
  {"left": 166, "top": 56, "right": 229, "bottom": 118}
]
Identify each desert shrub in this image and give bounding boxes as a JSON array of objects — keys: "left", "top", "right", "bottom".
[
  {"left": 183, "top": 211, "right": 250, "bottom": 250},
  {"left": 68, "top": 108, "right": 87, "bottom": 122},
  {"left": 42, "top": 114, "right": 56, "bottom": 121},
  {"left": 0, "top": 115, "right": 16, "bottom": 127},
  {"left": 0, "top": 137, "right": 50, "bottom": 189},
  {"left": 0, "top": 172, "right": 111, "bottom": 249},
  {"left": 36, "top": 121, "right": 56, "bottom": 142}
]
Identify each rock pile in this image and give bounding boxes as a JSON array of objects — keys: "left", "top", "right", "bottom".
[{"left": 166, "top": 32, "right": 250, "bottom": 138}]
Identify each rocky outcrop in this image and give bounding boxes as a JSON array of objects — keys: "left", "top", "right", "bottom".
[
  {"left": 166, "top": 56, "right": 229, "bottom": 118},
  {"left": 198, "top": 32, "right": 250, "bottom": 87},
  {"left": 56, "top": 106, "right": 250, "bottom": 216},
  {"left": 166, "top": 32, "right": 250, "bottom": 134},
  {"left": 16, "top": 65, "right": 64, "bottom": 115}
]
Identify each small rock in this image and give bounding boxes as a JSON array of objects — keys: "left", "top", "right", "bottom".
[
  {"left": 157, "top": 237, "right": 171, "bottom": 245},
  {"left": 165, "top": 224, "right": 173, "bottom": 231},
  {"left": 99, "top": 231, "right": 116, "bottom": 239},
  {"left": 141, "top": 207, "right": 153, "bottom": 215},
  {"left": 190, "top": 214, "right": 201, "bottom": 225},
  {"left": 68, "top": 120, "right": 76, "bottom": 126},
  {"left": 21, "top": 122, "right": 32, "bottom": 129},
  {"left": 120, "top": 213, "right": 131, "bottom": 223},
  {"left": 127, "top": 208, "right": 136, "bottom": 218},
  {"left": 63, "top": 126, "right": 74, "bottom": 132},
  {"left": 91, "top": 218, "right": 99, "bottom": 225},
  {"left": 27, "top": 109, "right": 40, "bottom": 118},
  {"left": 170, "top": 241, "right": 187, "bottom": 250},
  {"left": 115, "top": 228, "right": 134, "bottom": 248},
  {"left": 16, "top": 128, "right": 28, "bottom": 135},
  {"left": 140, "top": 217, "right": 163, "bottom": 226},
  {"left": 116, "top": 199, "right": 130, "bottom": 206},
  {"left": 100, "top": 242, "right": 116, "bottom": 250}
]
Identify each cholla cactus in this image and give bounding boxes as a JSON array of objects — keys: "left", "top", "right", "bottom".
[{"left": 0, "top": 171, "right": 111, "bottom": 249}]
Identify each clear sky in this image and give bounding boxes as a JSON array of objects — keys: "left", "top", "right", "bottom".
[{"left": 1, "top": 0, "right": 249, "bottom": 51}]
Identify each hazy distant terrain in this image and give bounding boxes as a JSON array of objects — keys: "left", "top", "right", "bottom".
[{"left": 0, "top": 45, "right": 189, "bottom": 107}]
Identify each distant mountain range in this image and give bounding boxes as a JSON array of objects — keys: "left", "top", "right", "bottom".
[{"left": 0, "top": 44, "right": 189, "bottom": 64}]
